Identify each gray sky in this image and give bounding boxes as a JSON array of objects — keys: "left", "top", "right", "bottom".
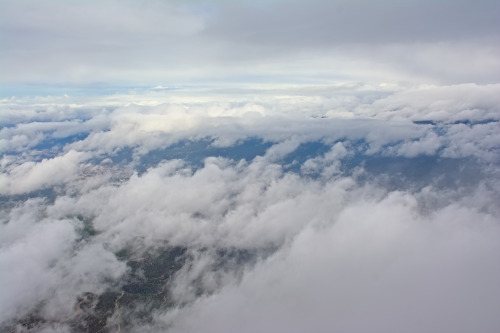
[{"left": 1, "top": 0, "right": 500, "bottom": 96}]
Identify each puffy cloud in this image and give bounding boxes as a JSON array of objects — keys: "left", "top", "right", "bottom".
[
  {"left": 0, "top": 150, "right": 89, "bottom": 195},
  {"left": 1, "top": 83, "right": 499, "bottom": 332},
  {"left": 393, "top": 131, "right": 442, "bottom": 158},
  {"left": 352, "top": 83, "right": 500, "bottom": 122},
  {"left": 0, "top": 201, "right": 77, "bottom": 322},
  {"left": 155, "top": 191, "right": 500, "bottom": 333},
  {"left": 3, "top": 150, "right": 498, "bottom": 330},
  {"left": 441, "top": 122, "right": 500, "bottom": 160},
  {"left": 0, "top": 199, "right": 128, "bottom": 326}
]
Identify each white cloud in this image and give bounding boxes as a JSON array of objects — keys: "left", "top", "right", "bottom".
[
  {"left": 0, "top": 150, "right": 89, "bottom": 195},
  {"left": 0, "top": 82, "right": 499, "bottom": 331},
  {"left": 353, "top": 83, "right": 500, "bottom": 122},
  {"left": 301, "top": 142, "right": 348, "bottom": 178},
  {"left": 1, "top": 146, "right": 499, "bottom": 331},
  {"left": 150, "top": 191, "right": 500, "bottom": 333},
  {"left": 0, "top": 199, "right": 128, "bottom": 325},
  {"left": 441, "top": 122, "right": 500, "bottom": 160},
  {"left": 0, "top": 211, "right": 77, "bottom": 322},
  {"left": 394, "top": 131, "right": 442, "bottom": 157}
]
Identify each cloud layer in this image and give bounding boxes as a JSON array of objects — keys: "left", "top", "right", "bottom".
[{"left": 1, "top": 83, "right": 500, "bottom": 332}]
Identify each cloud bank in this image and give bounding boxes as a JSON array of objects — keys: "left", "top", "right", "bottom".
[{"left": 1, "top": 83, "right": 499, "bottom": 332}]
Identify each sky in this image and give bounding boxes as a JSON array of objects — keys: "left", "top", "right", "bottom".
[
  {"left": 1, "top": 1, "right": 500, "bottom": 333},
  {"left": 1, "top": 0, "right": 500, "bottom": 96}
]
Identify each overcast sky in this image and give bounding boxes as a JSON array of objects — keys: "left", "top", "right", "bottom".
[{"left": 1, "top": 0, "right": 500, "bottom": 96}]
